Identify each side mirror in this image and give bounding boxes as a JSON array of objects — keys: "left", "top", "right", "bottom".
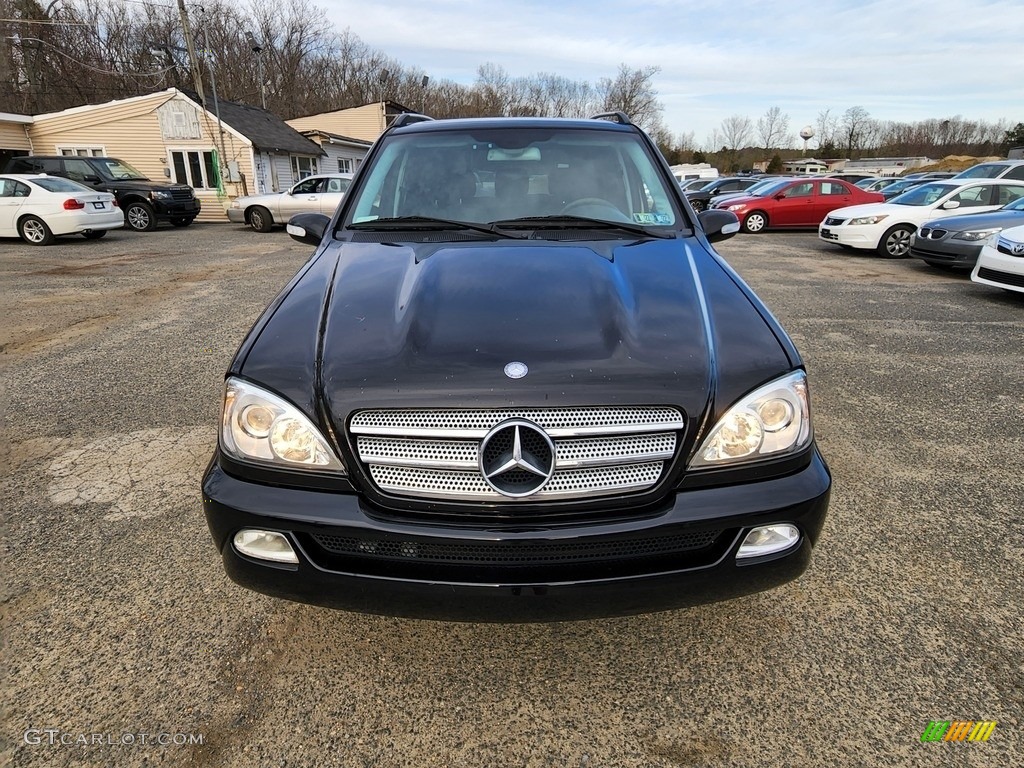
[
  {"left": 699, "top": 209, "right": 740, "bottom": 243},
  {"left": 773, "top": 192, "right": 786, "bottom": 200},
  {"left": 286, "top": 213, "right": 330, "bottom": 246},
  {"left": 84, "top": 175, "right": 102, "bottom": 184},
  {"left": 941, "top": 200, "right": 961, "bottom": 210}
]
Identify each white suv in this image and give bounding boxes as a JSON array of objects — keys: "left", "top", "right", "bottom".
[{"left": 952, "top": 160, "right": 1024, "bottom": 180}]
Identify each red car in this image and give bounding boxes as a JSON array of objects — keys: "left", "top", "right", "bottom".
[{"left": 712, "top": 177, "right": 884, "bottom": 233}]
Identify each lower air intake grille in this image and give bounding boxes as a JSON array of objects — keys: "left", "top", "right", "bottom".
[{"left": 310, "top": 529, "right": 721, "bottom": 566}]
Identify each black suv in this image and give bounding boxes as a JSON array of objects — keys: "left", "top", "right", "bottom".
[
  {"left": 685, "top": 176, "right": 763, "bottom": 211},
  {"left": 202, "top": 113, "right": 831, "bottom": 621},
  {"left": 3, "top": 155, "right": 200, "bottom": 231}
]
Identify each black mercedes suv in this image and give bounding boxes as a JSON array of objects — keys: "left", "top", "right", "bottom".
[
  {"left": 3, "top": 155, "right": 200, "bottom": 230},
  {"left": 202, "top": 113, "right": 831, "bottom": 621}
]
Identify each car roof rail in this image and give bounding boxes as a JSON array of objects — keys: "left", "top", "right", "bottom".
[
  {"left": 390, "top": 112, "right": 434, "bottom": 129},
  {"left": 590, "top": 111, "right": 633, "bottom": 126}
]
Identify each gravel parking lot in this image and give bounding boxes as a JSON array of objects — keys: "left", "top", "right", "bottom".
[{"left": 1, "top": 223, "right": 1021, "bottom": 767}]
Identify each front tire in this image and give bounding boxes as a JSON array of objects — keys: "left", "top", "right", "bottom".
[
  {"left": 18, "top": 215, "right": 54, "bottom": 245},
  {"left": 877, "top": 224, "right": 914, "bottom": 258},
  {"left": 124, "top": 201, "right": 157, "bottom": 232},
  {"left": 742, "top": 211, "right": 768, "bottom": 233},
  {"left": 248, "top": 206, "right": 273, "bottom": 233},
  {"left": 82, "top": 230, "right": 107, "bottom": 240}
]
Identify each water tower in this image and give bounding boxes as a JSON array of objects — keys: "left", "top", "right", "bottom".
[{"left": 800, "top": 126, "right": 815, "bottom": 156}]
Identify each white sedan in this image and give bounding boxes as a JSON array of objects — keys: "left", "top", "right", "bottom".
[
  {"left": 818, "top": 179, "right": 1024, "bottom": 257},
  {"left": 227, "top": 173, "right": 353, "bottom": 232},
  {"left": 0, "top": 174, "right": 122, "bottom": 245},
  {"left": 971, "top": 224, "right": 1024, "bottom": 294}
]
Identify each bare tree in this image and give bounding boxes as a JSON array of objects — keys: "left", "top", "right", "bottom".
[
  {"left": 816, "top": 108, "right": 839, "bottom": 154},
  {"left": 596, "top": 64, "right": 662, "bottom": 130},
  {"left": 719, "top": 114, "right": 753, "bottom": 150},
  {"left": 757, "top": 106, "right": 791, "bottom": 151},
  {"left": 839, "top": 106, "right": 871, "bottom": 158}
]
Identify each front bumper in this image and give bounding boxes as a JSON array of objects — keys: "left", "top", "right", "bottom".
[
  {"left": 151, "top": 198, "right": 201, "bottom": 220},
  {"left": 226, "top": 208, "right": 246, "bottom": 224},
  {"left": 818, "top": 223, "right": 880, "bottom": 250},
  {"left": 909, "top": 236, "right": 982, "bottom": 268},
  {"left": 202, "top": 450, "right": 831, "bottom": 622},
  {"left": 971, "top": 244, "right": 1024, "bottom": 293}
]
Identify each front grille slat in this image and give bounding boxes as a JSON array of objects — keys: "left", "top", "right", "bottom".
[
  {"left": 351, "top": 407, "right": 684, "bottom": 502},
  {"left": 977, "top": 267, "right": 1024, "bottom": 288}
]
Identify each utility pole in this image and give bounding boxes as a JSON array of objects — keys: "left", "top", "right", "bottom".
[
  {"left": 199, "top": 7, "right": 228, "bottom": 190},
  {"left": 176, "top": 0, "right": 205, "bottom": 104}
]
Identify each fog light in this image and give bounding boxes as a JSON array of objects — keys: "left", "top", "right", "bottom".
[
  {"left": 736, "top": 524, "right": 800, "bottom": 559},
  {"left": 233, "top": 529, "right": 299, "bottom": 564}
]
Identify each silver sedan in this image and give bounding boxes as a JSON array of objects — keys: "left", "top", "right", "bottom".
[{"left": 227, "top": 173, "right": 353, "bottom": 232}]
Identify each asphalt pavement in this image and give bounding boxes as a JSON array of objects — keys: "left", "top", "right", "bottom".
[{"left": 1, "top": 223, "right": 1021, "bottom": 767}]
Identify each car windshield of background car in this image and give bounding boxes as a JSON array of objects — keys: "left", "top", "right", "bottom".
[
  {"left": 890, "top": 182, "right": 957, "bottom": 206},
  {"left": 32, "top": 177, "right": 94, "bottom": 193},
  {"left": 347, "top": 128, "right": 678, "bottom": 228},
  {"left": 750, "top": 179, "right": 793, "bottom": 197},
  {"left": 93, "top": 158, "right": 148, "bottom": 180},
  {"left": 956, "top": 164, "right": 1005, "bottom": 179}
]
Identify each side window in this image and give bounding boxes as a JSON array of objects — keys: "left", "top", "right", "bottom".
[
  {"left": 63, "top": 158, "right": 95, "bottom": 182},
  {"left": 34, "top": 158, "right": 63, "bottom": 174},
  {"left": 820, "top": 182, "right": 848, "bottom": 196},
  {"left": 292, "top": 178, "right": 323, "bottom": 195},
  {"left": 8, "top": 157, "right": 37, "bottom": 173},
  {"left": 786, "top": 182, "right": 814, "bottom": 198},
  {"left": 951, "top": 186, "right": 990, "bottom": 207},
  {"left": 11, "top": 181, "right": 31, "bottom": 197},
  {"left": 1006, "top": 165, "right": 1024, "bottom": 180},
  {"left": 997, "top": 185, "right": 1024, "bottom": 205}
]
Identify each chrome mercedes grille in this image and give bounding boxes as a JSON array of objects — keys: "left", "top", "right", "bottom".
[{"left": 350, "top": 407, "right": 684, "bottom": 501}]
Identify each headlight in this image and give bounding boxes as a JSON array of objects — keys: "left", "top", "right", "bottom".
[
  {"left": 726, "top": 204, "right": 746, "bottom": 212},
  {"left": 220, "top": 377, "right": 346, "bottom": 472},
  {"left": 230, "top": 200, "right": 242, "bottom": 209},
  {"left": 952, "top": 228, "right": 1001, "bottom": 242},
  {"left": 848, "top": 215, "right": 888, "bottom": 225},
  {"left": 690, "top": 371, "right": 812, "bottom": 467},
  {"left": 150, "top": 190, "right": 172, "bottom": 199}
]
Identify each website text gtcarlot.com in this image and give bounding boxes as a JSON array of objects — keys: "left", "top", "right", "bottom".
[{"left": 24, "top": 730, "right": 205, "bottom": 747}]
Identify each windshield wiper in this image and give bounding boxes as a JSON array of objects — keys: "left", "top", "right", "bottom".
[
  {"left": 350, "top": 216, "right": 525, "bottom": 239},
  {"left": 490, "top": 215, "right": 674, "bottom": 239}
]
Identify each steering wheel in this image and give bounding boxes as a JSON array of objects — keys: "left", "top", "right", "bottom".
[{"left": 560, "top": 197, "right": 630, "bottom": 221}]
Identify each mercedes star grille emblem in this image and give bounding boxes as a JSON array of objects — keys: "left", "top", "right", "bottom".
[
  {"left": 478, "top": 419, "right": 555, "bottom": 498},
  {"left": 504, "top": 361, "right": 528, "bottom": 379}
]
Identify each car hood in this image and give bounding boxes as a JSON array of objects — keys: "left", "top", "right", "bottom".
[
  {"left": 305, "top": 238, "right": 785, "bottom": 429},
  {"left": 828, "top": 202, "right": 916, "bottom": 219},
  {"left": 920, "top": 208, "right": 1024, "bottom": 232},
  {"left": 715, "top": 193, "right": 762, "bottom": 208},
  {"left": 106, "top": 179, "right": 188, "bottom": 192},
  {"left": 238, "top": 237, "right": 796, "bottom": 450}
]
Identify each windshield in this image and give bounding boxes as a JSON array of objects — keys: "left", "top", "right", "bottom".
[
  {"left": 32, "top": 177, "right": 94, "bottom": 193},
  {"left": 91, "top": 158, "right": 148, "bottom": 180},
  {"left": 347, "top": 127, "right": 679, "bottom": 228},
  {"left": 889, "top": 182, "right": 957, "bottom": 206},
  {"left": 954, "top": 164, "right": 1005, "bottom": 179}
]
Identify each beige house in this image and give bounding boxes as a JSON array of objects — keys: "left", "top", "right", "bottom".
[
  {"left": 1, "top": 89, "right": 324, "bottom": 221},
  {"left": 0, "top": 111, "right": 34, "bottom": 169},
  {"left": 286, "top": 101, "right": 412, "bottom": 144}
]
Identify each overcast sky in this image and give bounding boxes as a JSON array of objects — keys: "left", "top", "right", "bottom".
[{"left": 319, "top": 0, "right": 1023, "bottom": 146}]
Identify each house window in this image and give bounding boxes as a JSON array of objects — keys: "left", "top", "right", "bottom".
[
  {"left": 337, "top": 158, "right": 353, "bottom": 174},
  {"left": 58, "top": 146, "right": 104, "bottom": 156},
  {"left": 169, "top": 149, "right": 219, "bottom": 189},
  {"left": 291, "top": 156, "right": 318, "bottom": 180}
]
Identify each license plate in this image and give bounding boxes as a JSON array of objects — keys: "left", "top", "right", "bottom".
[{"left": 92, "top": 202, "right": 105, "bottom": 209}]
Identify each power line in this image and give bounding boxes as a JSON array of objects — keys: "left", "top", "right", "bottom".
[
  {"left": 4, "top": 36, "right": 176, "bottom": 77},
  {"left": 0, "top": 18, "right": 97, "bottom": 26}
]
